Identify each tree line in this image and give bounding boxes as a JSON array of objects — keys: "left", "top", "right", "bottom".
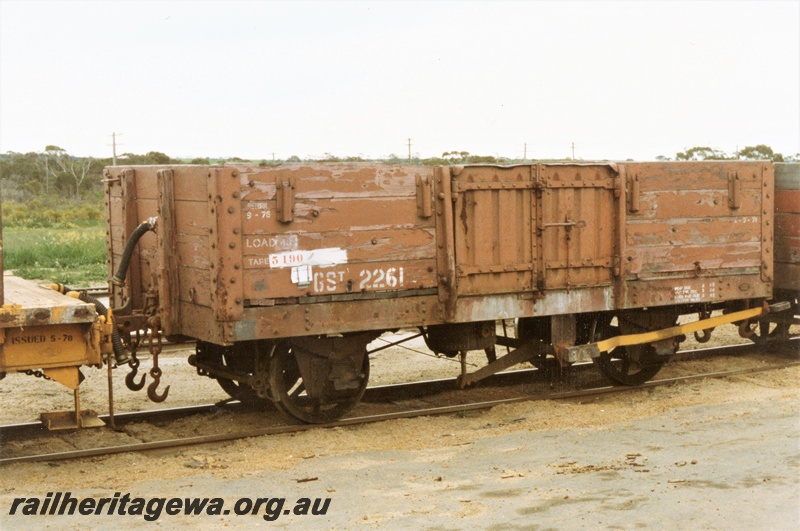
[
  {"left": 659, "top": 144, "right": 793, "bottom": 162},
  {"left": 0, "top": 147, "right": 178, "bottom": 203},
  {"left": 0, "top": 144, "right": 794, "bottom": 205}
]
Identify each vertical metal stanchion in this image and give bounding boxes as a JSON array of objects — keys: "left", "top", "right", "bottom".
[{"left": 107, "top": 351, "right": 116, "bottom": 429}]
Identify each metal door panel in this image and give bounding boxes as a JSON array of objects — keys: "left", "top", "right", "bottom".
[
  {"left": 452, "top": 165, "right": 536, "bottom": 296},
  {"left": 540, "top": 165, "right": 618, "bottom": 290}
]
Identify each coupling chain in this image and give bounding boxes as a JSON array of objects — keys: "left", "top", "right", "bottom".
[
  {"left": 23, "top": 369, "right": 52, "bottom": 381},
  {"left": 146, "top": 317, "right": 169, "bottom": 402}
]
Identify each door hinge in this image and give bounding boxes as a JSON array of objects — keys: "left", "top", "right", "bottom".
[
  {"left": 276, "top": 176, "right": 295, "bottom": 223},
  {"left": 416, "top": 175, "right": 433, "bottom": 218}
]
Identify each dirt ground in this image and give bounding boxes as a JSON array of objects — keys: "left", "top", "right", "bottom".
[
  {"left": 0, "top": 323, "right": 798, "bottom": 529},
  {"left": 0, "top": 317, "right": 761, "bottom": 425}
]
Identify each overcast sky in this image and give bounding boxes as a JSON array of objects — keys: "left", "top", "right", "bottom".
[{"left": 1, "top": 0, "right": 798, "bottom": 161}]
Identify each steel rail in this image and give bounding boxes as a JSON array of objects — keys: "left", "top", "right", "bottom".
[
  {"left": 2, "top": 339, "right": 779, "bottom": 434},
  {"left": 1, "top": 354, "right": 797, "bottom": 466},
  {"left": 2, "top": 339, "right": 796, "bottom": 434}
]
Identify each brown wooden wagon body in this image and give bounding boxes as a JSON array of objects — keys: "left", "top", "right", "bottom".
[{"left": 105, "top": 160, "right": 774, "bottom": 345}]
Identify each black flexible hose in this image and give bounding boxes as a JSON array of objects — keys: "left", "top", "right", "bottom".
[
  {"left": 52, "top": 217, "right": 158, "bottom": 365},
  {"left": 111, "top": 217, "right": 157, "bottom": 287},
  {"left": 51, "top": 218, "right": 157, "bottom": 365},
  {"left": 79, "top": 292, "right": 129, "bottom": 365},
  {"left": 107, "top": 216, "right": 158, "bottom": 364}
]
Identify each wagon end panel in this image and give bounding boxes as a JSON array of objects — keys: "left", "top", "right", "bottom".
[
  {"left": 105, "top": 165, "right": 221, "bottom": 342},
  {"left": 621, "top": 161, "right": 773, "bottom": 307},
  {"left": 774, "top": 163, "right": 800, "bottom": 292},
  {"left": 233, "top": 164, "right": 439, "bottom": 317},
  {"left": 105, "top": 166, "right": 155, "bottom": 313}
]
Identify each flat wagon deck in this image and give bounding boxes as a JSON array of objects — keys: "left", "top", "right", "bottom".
[{"left": 0, "top": 274, "right": 103, "bottom": 428}]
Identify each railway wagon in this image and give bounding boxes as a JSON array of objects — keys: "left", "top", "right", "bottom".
[
  {"left": 768, "top": 163, "right": 800, "bottom": 336},
  {"left": 0, "top": 206, "right": 111, "bottom": 429},
  {"left": 104, "top": 161, "right": 778, "bottom": 423},
  {"left": 775, "top": 163, "right": 800, "bottom": 295}
]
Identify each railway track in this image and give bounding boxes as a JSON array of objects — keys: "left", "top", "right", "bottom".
[{"left": 1, "top": 340, "right": 796, "bottom": 465}]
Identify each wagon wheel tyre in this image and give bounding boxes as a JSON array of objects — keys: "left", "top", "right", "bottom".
[
  {"left": 590, "top": 315, "right": 669, "bottom": 386},
  {"left": 269, "top": 343, "right": 370, "bottom": 424}
]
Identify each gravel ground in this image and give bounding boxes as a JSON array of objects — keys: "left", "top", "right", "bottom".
[{"left": 0, "top": 327, "right": 798, "bottom": 529}]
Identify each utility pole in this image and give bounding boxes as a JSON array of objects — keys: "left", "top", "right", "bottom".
[
  {"left": 571, "top": 142, "right": 575, "bottom": 160},
  {"left": 523, "top": 143, "right": 527, "bottom": 162},
  {"left": 110, "top": 132, "right": 123, "bottom": 166},
  {"left": 407, "top": 138, "right": 412, "bottom": 162}
]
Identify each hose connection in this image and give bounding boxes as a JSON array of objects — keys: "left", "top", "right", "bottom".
[
  {"left": 111, "top": 216, "right": 158, "bottom": 287},
  {"left": 49, "top": 284, "right": 129, "bottom": 365}
]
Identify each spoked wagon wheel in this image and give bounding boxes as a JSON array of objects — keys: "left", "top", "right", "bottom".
[
  {"left": 590, "top": 314, "right": 672, "bottom": 386},
  {"left": 268, "top": 342, "right": 370, "bottom": 424}
]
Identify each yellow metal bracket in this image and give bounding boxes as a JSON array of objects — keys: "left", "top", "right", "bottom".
[
  {"left": 564, "top": 302, "right": 790, "bottom": 362},
  {"left": 596, "top": 306, "right": 764, "bottom": 353}
]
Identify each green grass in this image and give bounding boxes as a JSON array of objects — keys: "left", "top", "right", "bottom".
[
  {"left": 2, "top": 199, "right": 104, "bottom": 228},
  {"left": 3, "top": 222, "right": 107, "bottom": 285}
]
